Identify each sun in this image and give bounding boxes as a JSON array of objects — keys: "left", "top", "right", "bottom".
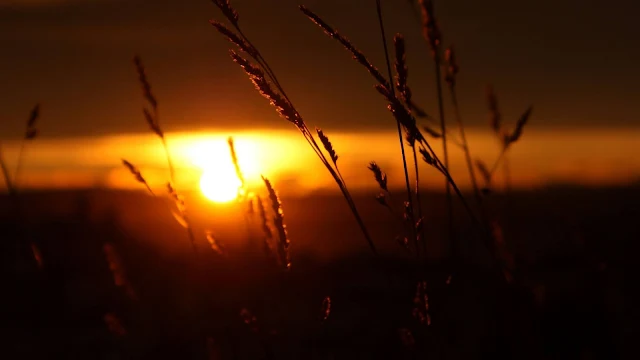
[
  {"left": 200, "top": 169, "right": 242, "bottom": 203},
  {"left": 180, "top": 136, "right": 260, "bottom": 203}
]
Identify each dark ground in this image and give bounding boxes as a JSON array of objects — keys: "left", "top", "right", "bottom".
[{"left": 1, "top": 184, "right": 638, "bottom": 359}]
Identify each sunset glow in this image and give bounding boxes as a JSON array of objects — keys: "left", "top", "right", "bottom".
[
  {"left": 199, "top": 169, "right": 241, "bottom": 203},
  {"left": 182, "top": 137, "right": 255, "bottom": 203},
  {"left": 1, "top": 128, "right": 639, "bottom": 193}
]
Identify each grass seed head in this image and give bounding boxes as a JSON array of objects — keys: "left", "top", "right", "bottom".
[
  {"left": 316, "top": 128, "right": 338, "bottom": 165},
  {"left": 486, "top": 85, "right": 501, "bottom": 133},
  {"left": 367, "top": 162, "right": 388, "bottom": 191},
  {"left": 394, "top": 34, "right": 411, "bottom": 103},
  {"left": 507, "top": 106, "right": 533, "bottom": 144},
  {"left": 300, "top": 5, "right": 391, "bottom": 90},
  {"left": 475, "top": 159, "right": 492, "bottom": 185},
  {"left": 262, "top": 176, "right": 290, "bottom": 270},
  {"left": 445, "top": 46, "right": 459, "bottom": 87},
  {"left": 122, "top": 159, "right": 153, "bottom": 194},
  {"left": 419, "top": 0, "right": 442, "bottom": 56},
  {"left": 25, "top": 104, "right": 40, "bottom": 140},
  {"left": 212, "top": 0, "right": 239, "bottom": 26},
  {"left": 133, "top": 56, "right": 157, "bottom": 110},
  {"left": 321, "top": 296, "right": 331, "bottom": 322},
  {"left": 230, "top": 51, "right": 304, "bottom": 129},
  {"left": 206, "top": 231, "right": 227, "bottom": 255},
  {"left": 210, "top": 20, "right": 257, "bottom": 58}
]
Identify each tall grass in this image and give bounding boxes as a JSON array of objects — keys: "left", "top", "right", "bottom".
[
  {"left": 0, "top": 104, "right": 40, "bottom": 195},
  {"left": 375, "top": 0, "right": 420, "bottom": 257},
  {"left": 129, "top": 56, "right": 198, "bottom": 252},
  {"left": 0, "top": 104, "right": 42, "bottom": 271},
  {"left": 476, "top": 86, "right": 533, "bottom": 191},
  {"left": 261, "top": 175, "right": 290, "bottom": 270},
  {"left": 444, "top": 47, "right": 483, "bottom": 206},
  {"left": 0, "top": 1, "right": 596, "bottom": 358},
  {"left": 418, "top": 0, "right": 454, "bottom": 260},
  {"left": 299, "top": 5, "right": 486, "bottom": 258},
  {"left": 210, "top": 0, "right": 378, "bottom": 256}
]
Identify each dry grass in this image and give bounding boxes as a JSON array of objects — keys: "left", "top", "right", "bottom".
[
  {"left": 412, "top": 280, "right": 431, "bottom": 326},
  {"left": 130, "top": 56, "right": 198, "bottom": 252},
  {"left": 211, "top": 1, "right": 378, "bottom": 256},
  {"left": 0, "top": 104, "right": 43, "bottom": 274},
  {"left": 1, "top": 1, "right": 560, "bottom": 358},
  {"left": 444, "top": 46, "right": 483, "bottom": 206},
  {"left": 0, "top": 104, "right": 40, "bottom": 194},
  {"left": 477, "top": 86, "right": 534, "bottom": 188},
  {"left": 321, "top": 296, "right": 331, "bottom": 322},
  {"left": 228, "top": 137, "right": 246, "bottom": 196},
  {"left": 261, "top": 175, "right": 290, "bottom": 270},
  {"left": 121, "top": 159, "right": 153, "bottom": 195},
  {"left": 103, "top": 242, "right": 137, "bottom": 300},
  {"left": 418, "top": 0, "right": 454, "bottom": 262},
  {"left": 206, "top": 230, "right": 227, "bottom": 256},
  {"left": 300, "top": 4, "right": 485, "bottom": 264}
]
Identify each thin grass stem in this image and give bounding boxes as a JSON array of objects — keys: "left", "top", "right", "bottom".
[
  {"left": 434, "top": 57, "right": 454, "bottom": 259},
  {"left": 376, "top": 0, "right": 419, "bottom": 257},
  {"left": 0, "top": 147, "right": 15, "bottom": 195}
]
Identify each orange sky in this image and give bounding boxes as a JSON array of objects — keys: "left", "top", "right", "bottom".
[
  {"left": 2, "top": 1, "right": 639, "bottom": 197},
  {"left": 1, "top": 127, "right": 638, "bottom": 196}
]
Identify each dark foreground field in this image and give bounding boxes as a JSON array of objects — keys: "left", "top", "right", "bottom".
[{"left": 1, "top": 185, "right": 638, "bottom": 359}]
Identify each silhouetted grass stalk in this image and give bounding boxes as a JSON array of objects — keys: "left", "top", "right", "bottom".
[
  {"left": 228, "top": 137, "right": 256, "bottom": 250},
  {"left": 300, "top": 4, "right": 492, "bottom": 260},
  {"left": 450, "top": 91, "right": 481, "bottom": 202},
  {"left": 393, "top": 32, "right": 428, "bottom": 258},
  {"left": 483, "top": 86, "right": 533, "bottom": 185},
  {"left": 0, "top": 104, "right": 39, "bottom": 195},
  {"left": 419, "top": 138, "right": 499, "bottom": 261},
  {"left": 13, "top": 142, "right": 27, "bottom": 187},
  {"left": 262, "top": 176, "right": 290, "bottom": 269},
  {"left": 228, "top": 137, "right": 246, "bottom": 196},
  {"left": 0, "top": 149, "right": 14, "bottom": 195},
  {"left": 444, "top": 47, "right": 483, "bottom": 207},
  {"left": 13, "top": 104, "right": 40, "bottom": 189},
  {"left": 489, "top": 149, "right": 507, "bottom": 177},
  {"left": 0, "top": 104, "right": 42, "bottom": 271},
  {"left": 368, "top": 162, "right": 412, "bottom": 252},
  {"left": 133, "top": 56, "right": 197, "bottom": 252},
  {"left": 376, "top": 0, "right": 419, "bottom": 257},
  {"left": 419, "top": 0, "right": 454, "bottom": 259},
  {"left": 211, "top": 2, "right": 378, "bottom": 255}
]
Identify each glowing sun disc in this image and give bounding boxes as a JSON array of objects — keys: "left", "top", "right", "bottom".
[{"left": 200, "top": 170, "right": 241, "bottom": 203}]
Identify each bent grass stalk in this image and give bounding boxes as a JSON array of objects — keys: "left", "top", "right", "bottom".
[
  {"left": 480, "top": 86, "right": 533, "bottom": 186},
  {"left": 211, "top": 3, "right": 378, "bottom": 255},
  {"left": 0, "top": 146, "right": 14, "bottom": 195},
  {"left": 300, "top": 5, "right": 504, "bottom": 269},
  {"left": 13, "top": 104, "right": 40, "bottom": 189},
  {"left": 301, "top": 4, "right": 422, "bottom": 257},
  {"left": 1, "top": 104, "right": 40, "bottom": 194},
  {"left": 132, "top": 56, "right": 197, "bottom": 252},
  {"left": 0, "top": 104, "right": 42, "bottom": 270}
]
